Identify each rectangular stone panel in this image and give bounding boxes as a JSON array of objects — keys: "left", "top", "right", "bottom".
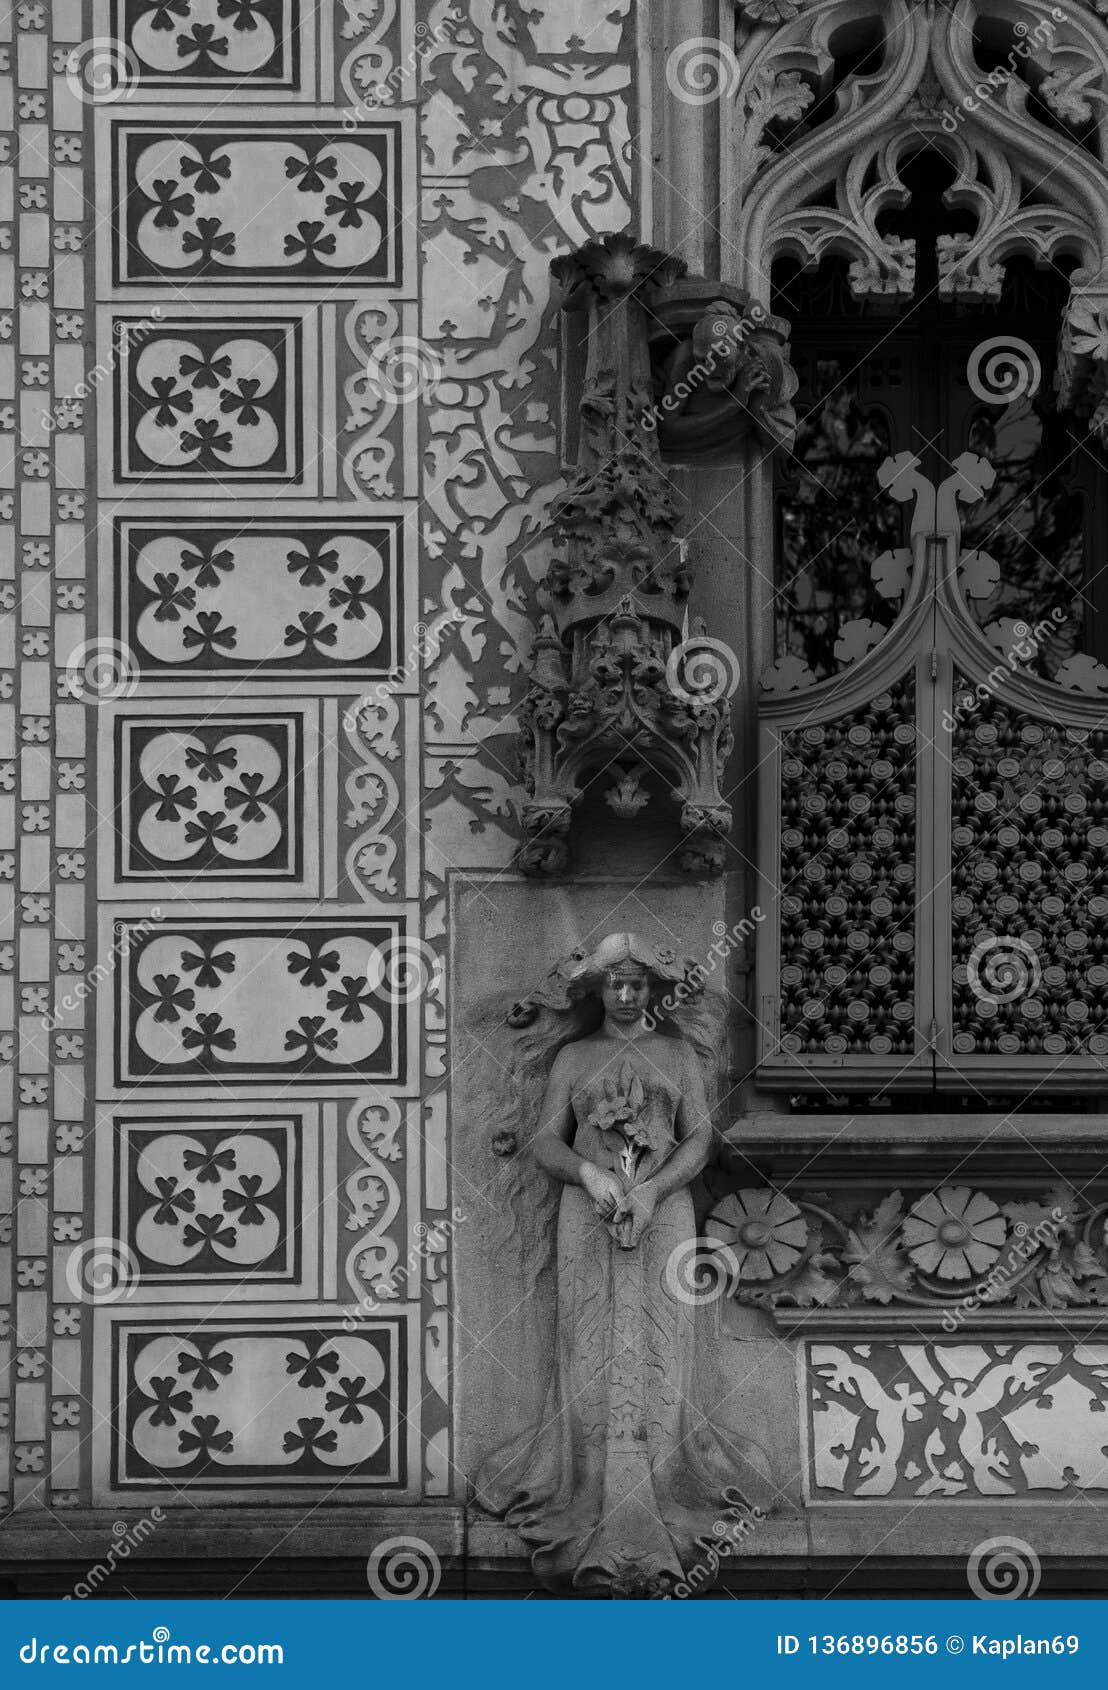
[
  {"left": 93, "top": 1104, "right": 337, "bottom": 1300},
  {"left": 106, "top": 0, "right": 311, "bottom": 94},
  {"left": 101, "top": 911, "right": 412, "bottom": 1092},
  {"left": 105, "top": 706, "right": 317, "bottom": 892},
  {"left": 106, "top": 118, "right": 404, "bottom": 290},
  {"left": 96, "top": 1306, "right": 411, "bottom": 1494},
  {"left": 112, "top": 514, "right": 406, "bottom": 686},
  {"left": 805, "top": 1340, "right": 1108, "bottom": 1500},
  {"left": 101, "top": 306, "right": 322, "bottom": 495}
]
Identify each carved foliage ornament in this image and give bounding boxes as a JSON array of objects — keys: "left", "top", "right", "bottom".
[{"left": 704, "top": 1179, "right": 1108, "bottom": 1317}]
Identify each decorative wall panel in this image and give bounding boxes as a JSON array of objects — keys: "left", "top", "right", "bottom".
[
  {"left": 2, "top": 0, "right": 638, "bottom": 1548},
  {"left": 95, "top": 1305, "right": 414, "bottom": 1497},
  {"left": 112, "top": 515, "right": 408, "bottom": 686},
  {"left": 806, "top": 1341, "right": 1108, "bottom": 1500}
]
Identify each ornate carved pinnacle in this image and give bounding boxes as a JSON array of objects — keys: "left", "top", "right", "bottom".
[{"left": 516, "top": 233, "right": 743, "bottom": 879}]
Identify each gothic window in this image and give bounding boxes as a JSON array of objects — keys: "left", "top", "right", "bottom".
[
  {"left": 758, "top": 145, "right": 1108, "bottom": 1097},
  {"left": 773, "top": 156, "right": 1105, "bottom": 685}
]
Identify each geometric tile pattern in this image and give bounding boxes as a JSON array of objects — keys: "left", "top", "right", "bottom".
[{"left": 8, "top": 0, "right": 636, "bottom": 1521}]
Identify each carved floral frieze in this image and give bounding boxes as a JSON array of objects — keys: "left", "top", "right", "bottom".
[{"left": 703, "top": 1179, "right": 1108, "bottom": 1317}]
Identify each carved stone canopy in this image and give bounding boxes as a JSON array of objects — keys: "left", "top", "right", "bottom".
[{"left": 515, "top": 232, "right": 796, "bottom": 879}]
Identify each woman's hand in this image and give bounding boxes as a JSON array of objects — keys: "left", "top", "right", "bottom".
[
  {"left": 612, "top": 1180, "right": 658, "bottom": 1249},
  {"left": 580, "top": 1161, "right": 623, "bottom": 1219}
]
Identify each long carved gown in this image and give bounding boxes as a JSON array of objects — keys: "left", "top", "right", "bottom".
[{"left": 474, "top": 1044, "right": 774, "bottom": 1595}]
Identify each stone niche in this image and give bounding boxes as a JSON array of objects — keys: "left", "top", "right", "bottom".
[{"left": 449, "top": 875, "right": 801, "bottom": 1521}]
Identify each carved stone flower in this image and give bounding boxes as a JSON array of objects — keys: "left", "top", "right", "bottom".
[
  {"left": 901, "top": 1186, "right": 1006, "bottom": 1281},
  {"left": 585, "top": 1062, "right": 650, "bottom": 1178},
  {"left": 704, "top": 1189, "right": 808, "bottom": 1281}
]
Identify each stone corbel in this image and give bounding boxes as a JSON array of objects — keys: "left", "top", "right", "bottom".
[
  {"left": 515, "top": 232, "right": 744, "bottom": 879},
  {"left": 645, "top": 277, "right": 798, "bottom": 459}
]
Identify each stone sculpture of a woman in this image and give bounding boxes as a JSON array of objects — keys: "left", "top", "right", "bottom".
[{"left": 473, "top": 932, "right": 773, "bottom": 1596}]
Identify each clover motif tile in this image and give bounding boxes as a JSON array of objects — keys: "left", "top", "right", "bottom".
[
  {"left": 105, "top": 310, "right": 317, "bottom": 492},
  {"left": 110, "top": 122, "right": 403, "bottom": 289},
  {"left": 111, "top": 0, "right": 306, "bottom": 93},
  {"left": 97, "top": 1308, "right": 410, "bottom": 1492},
  {"left": 113, "top": 517, "right": 405, "bottom": 684},
  {"left": 102, "top": 705, "right": 328, "bottom": 898},
  {"left": 120, "top": 717, "right": 300, "bottom": 877},
  {"left": 97, "top": 1107, "right": 336, "bottom": 1303},
  {"left": 103, "top": 913, "right": 412, "bottom": 1092}
]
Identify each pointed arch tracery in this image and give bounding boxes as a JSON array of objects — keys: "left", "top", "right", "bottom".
[{"left": 735, "top": 0, "right": 1108, "bottom": 1092}]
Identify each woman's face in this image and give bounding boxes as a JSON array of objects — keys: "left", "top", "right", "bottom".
[{"left": 601, "top": 967, "right": 651, "bottom": 1024}]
